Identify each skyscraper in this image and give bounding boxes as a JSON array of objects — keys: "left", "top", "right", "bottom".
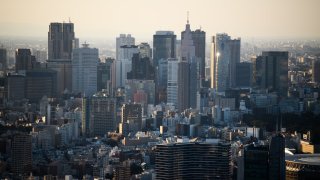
[
  {"left": 11, "top": 134, "right": 32, "bottom": 177},
  {"left": 0, "top": 48, "right": 7, "bottom": 71},
  {"left": 138, "top": 42, "right": 152, "bottom": 59},
  {"left": 121, "top": 103, "right": 142, "bottom": 132},
  {"left": 182, "top": 28, "right": 206, "bottom": 82},
  {"left": 261, "top": 51, "right": 288, "bottom": 97},
  {"left": 167, "top": 58, "right": 179, "bottom": 106},
  {"left": 82, "top": 91, "right": 117, "bottom": 137},
  {"left": 72, "top": 43, "right": 99, "bottom": 96},
  {"left": 155, "top": 140, "right": 232, "bottom": 179},
  {"left": 115, "top": 45, "right": 139, "bottom": 87},
  {"left": 153, "top": 31, "right": 176, "bottom": 66},
  {"left": 244, "top": 144, "right": 269, "bottom": 180},
  {"left": 211, "top": 33, "right": 240, "bottom": 92},
  {"left": 97, "top": 58, "right": 114, "bottom": 93},
  {"left": 15, "top": 49, "right": 36, "bottom": 73},
  {"left": 178, "top": 18, "right": 198, "bottom": 111},
  {"left": 116, "top": 34, "right": 135, "bottom": 61},
  {"left": 312, "top": 59, "right": 320, "bottom": 83},
  {"left": 127, "top": 53, "right": 154, "bottom": 80},
  {"left": 48, "top": 22, "right": 75, "bottom": 60},
  {"left": 236, "top": 62, "right": 252, "bottom": 88},
  {"left": 269, "top": 133, "right": 285, "bottom": 180}
]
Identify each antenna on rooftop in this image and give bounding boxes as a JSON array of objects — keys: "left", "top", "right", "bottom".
[
  {"left": 69, "top": 17, "right": 71, "bottom": 23},
  {"left": 187, "top": 11, "right": 189, "bottom": 24}
]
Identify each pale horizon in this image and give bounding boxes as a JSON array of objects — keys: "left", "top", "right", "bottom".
[{"left": 1, "top": 0, "right": 320, "bottom": 41}]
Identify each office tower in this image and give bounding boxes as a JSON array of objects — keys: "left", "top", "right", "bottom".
[
  {"left": 121, "top": 104, "right": 142, "bottom": 132},
  {"left": 15, "top": 49, "right": 36, "bottom": 73},
  {"left": 25, "top": 69, "right": 57, "bottom": 102},
  {"left": 210, "top": 36, "right": 216, "bottom": 88},
  {"left": 244, "top": 144, "right": 269, "bottom": 180},
  {"left": 46, "top": 60, "right": 72, "bottom": 95},
  {"left": 167, "top": 58, "right": 178, "bottom": 106},
  {"left": 97, "top": 58, "right": 114, "bottom": 93},
  {"left": 261, "top": 51, "right": 288, "bottom": 97},
  {"left": 127, "top": 53, "right": 154, "bottom": 80},
  {"left": 269, "top": 133, "right": 285, "bottom": 180},
  {"left": 312, "top": 59, "right": 320, "bottom": 83},
  {"left": 155, "top": 140, "right": 232, "bottom": 179},
  {"left": 182, "top": 28, "right": 206, "bottom": 82},
  {"left": 72, "top": 43, "right": 99, "bottom": 96},
  {"left": 0, "top": 48, "right": 7, "bottom": 71},
  {"left": 115, "top": 45, "right": 139, "bottom": 87},
  {"left": 7, "top": 73, "right": 25, "bottom": 101},
  {"left": 48, "top": 22, "right": 75, "bottom": 60},
  {"left": 153, "top": 31, "right": 176, "bottom": 66},
  {"left": 81, "top": 91, "right": 117, "bottom": 137},
  {"left": 236, "top": 62, "right": 252, "bottom": 88},
  {"left": 156, "top": 58, "right": 168, "bottom": 103},
  {"left": 212, "top": 33, "right": 240, "bottom": 92},
  {"left": 138, "top": 42, "right": 152, "bottom": 58},
  {"left": 178, "top": 60, "right": 190, "bottom": 112},
  {"left": 116, "top": 34, "right": 135, "bottom": 60},
  {"left": 11, "top": 134, "right": 32, "bottom": 177},
  {"left": 252, "top": 56, "right": 263, "bottom": 88},
  {"left": 177, "top": 19, "right": 198, "bottom": 112}
]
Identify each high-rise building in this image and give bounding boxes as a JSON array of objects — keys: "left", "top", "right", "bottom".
[
  {"left": 82, "top": 91, "right": 117, "bottom": 137},
  {"left": 178, "top": 19, "right": 198, "bottom": 112},
  {"left": 182, "top": 28, "right": 206, "bottom": 81},
  {"left": 48, "top": 22, "right": 75, "bottom": 60},
  {"left": 236, "top": 62, "right": 252, "bottom": 88},
  {"left": 97, "top": 58, "right": 114, "bottom": 93},
  {"left": 244, "top": 144, "right": 269, "bottom": 180},
  {"left": 261, "top": 51, "right": 288, "bottom": 97},
  {"left": 125, "top": 79, "right": 155, "bottom": 106},
  {"left": 269, "top": 133, "right": 285, "bottom": 180},
  {"left": 155, "top": 140, "right": 232, "bottom": 179},
  {"left": 252, "top": 56, "right": 263, "bottom": 88},
  {"left": 116, "top": 34, "right": 135, "bottom": 61},
  {"left": 46, "top": 59, "right": 72, "bottom": 95},
  {"left": 211, "top": 33, "right": 240, "bottom": 92},
  {"left": 138, "top": 42, "right": 152, "bottom": 59},
  {"left": 15, "top": 49, "right": 37, "bottom": 73},
  {"left": 25, "top": 69, "right": 57, "bottom": 102},
  {"left": 121, "top": 104, "right": 142, "bottom": 132},
  {"left": 153, "top": 31, "right": 176, "bottom": 67},
  {"left": 115, "top": 45, "right": 139, "bottom": 87},
  {"left": 127, "top": 53, "right": 154, "bottom": 80},
  {"left": 167, "top": 58, "right": 178, "bottom": 106},
  {"left": 72, "top": 43, "right": 99, "bottom": 96},
  {"left": 0, "top": 48, "right": 7, "bottom": 71},
  {"left": 7, "top": 73, "right": 25, "bottom": 101},
  {"left": 312, "top": 59, "right": 320, "bottom": 83},
  {"left": 11, "top": 134, "right": 32, "bottom": 177}
]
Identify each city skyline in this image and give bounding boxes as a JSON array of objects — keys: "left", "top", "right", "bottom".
[{"left": 1, "top": 0, "right": 320, "bottom": 41}]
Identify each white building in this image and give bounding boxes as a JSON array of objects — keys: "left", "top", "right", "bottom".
[
  {"left": 116, "top": 34, "right": 135, "bottom": 61},
  {"left": 167, "top": 58, "right": 178, "bottom": 106},
  {"left": 72, "top": 43, "right": 99, "bottom": 96}
]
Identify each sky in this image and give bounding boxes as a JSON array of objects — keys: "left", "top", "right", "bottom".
[{"left": 1, "top": 0, "right": 320, "bottom": 41}]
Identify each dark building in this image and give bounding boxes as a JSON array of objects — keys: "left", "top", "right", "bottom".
[
  {"left": 269, "top": 133, "right": 285, "bottom": 180},
  {"left": 182, "top": 29, "right": 206, "bottom": 82},
  {"left": 97, "top": 58, "right": 114, "bottom": 93},
  {"left": 153, "top": 31, "right": 176, "bottom": 66},
  {"left": 11, "top": 134, "right": 32, "bottom": 177},
  {"left": 312, "top": 59, "right": 320, "bottom": 83},
  {"left": 285, "top": 154, "right": 320, "bottom": 180},
  {"left": 121, "top": 104, "right": 142, "bottom": 132},
  {"left": 244, "top": 144, "right": 269, "bottom": 180},
  {"left": 15, "top": 49, "right": 37, "bottom": 72},
  {"left": 261, "top": 51, "right": 288, "bottom": 97},
  {"left": 252, "top": 56, "right": 263, "bottom": 88},
  {"left": 178, "top": 59, "right": 190, "bottom": 112},
  {"left": 155, "top": 141, "right": 232, "bottom": 179},
  {"left": 0, "top": 48, "right": 7, "bottom": 71},
  {"left": 82, "top": 91, "right": 117, "bottom": 137},
  {"left": 236, "top": 62, "right": 252, "bottom": 88},
  {"left": 127, "top": 53, "right": 154, "bottom": 80},
  {"left": 7, "top": 73, "right": 26, "bottom": 101},
  {"left": 25, "top": 69, "right": 57, "bottom": 102},
  {"left": 48, "top": 22, "right": 75, "bottom": 60}
]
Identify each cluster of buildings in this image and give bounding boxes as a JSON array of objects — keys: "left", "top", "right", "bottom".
[{"left": 0, "top": 17, "right": 319, "bottom": 179}]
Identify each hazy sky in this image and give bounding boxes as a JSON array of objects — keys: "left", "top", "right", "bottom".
[{"left": 1, "top": 0, "right": 320, "bottom": 41}]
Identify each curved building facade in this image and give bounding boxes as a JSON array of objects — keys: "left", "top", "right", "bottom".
[{"left": 286, "top": 154, "right": 320, "bottom": 180}]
